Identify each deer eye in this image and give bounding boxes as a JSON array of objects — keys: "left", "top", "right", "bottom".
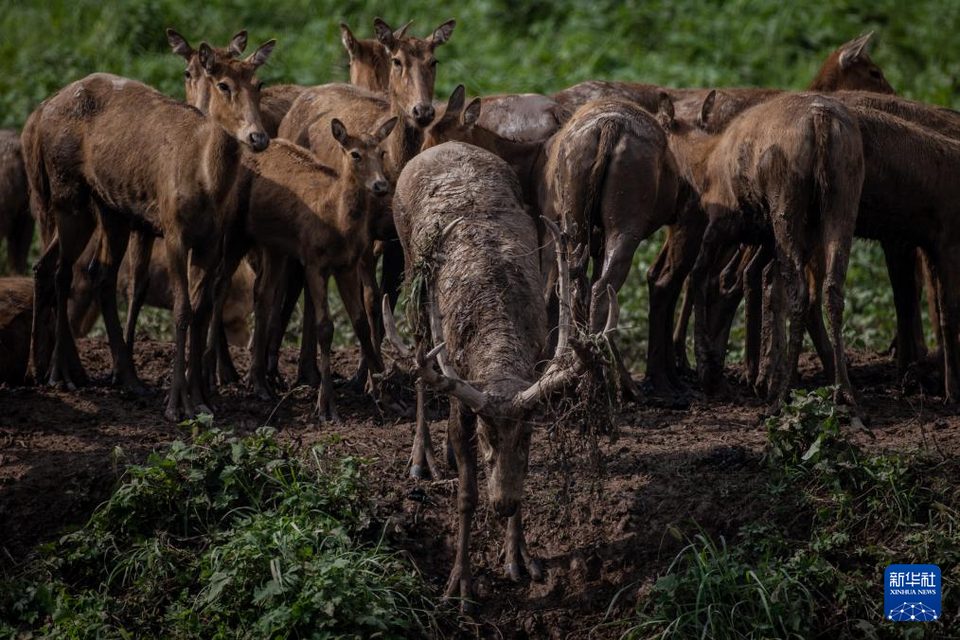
[
  {"left": 217, "top": 82, "right": 231, "bottom": 95},
  {"left": 380, "top": 149, "right": 386, "bottom": 158},
  {"left": 392, "top": 58, "right": 402, "bottom": 68},
  {"left": 430, "top": 59, "right": 439, "bottom": 68},
  {"left": 350, "top": 151, "right": 361, "bottom": 161},
  {"left": 869, "top": 69, "right": 882, "bottom": 79},
  {"left": 183, "top": 70, "right": 191, "bottom": 79}
]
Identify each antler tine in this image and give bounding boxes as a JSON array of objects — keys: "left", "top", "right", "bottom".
[
  {"left": 428, "top": 283, "right": 455, "bottom": 377},
  {"left": 541, "top": 216, "right": 571, "bottom": 358},
  {"left": 382, "top": 295, "right": 490, "bottom": 412}
]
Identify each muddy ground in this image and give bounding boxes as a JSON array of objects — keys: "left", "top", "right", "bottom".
[{"left": 1, "top": 338, "right": 958, "bottom": 637}]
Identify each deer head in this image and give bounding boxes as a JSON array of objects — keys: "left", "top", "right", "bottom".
[
  {"left": 331, "top": 116, "right": 397, "bottom": 198},
  {"left": 383, "top": 217, "right": 617, "bottom": 516},
  {"left": 373, "top": 17, "right": 455, "bottom": 128},
  {"left": 810, "top": 31, "right": 895, "bottom": 94},
  {"left": 166, "top": 28, "right": 274, "bottom": 151},
  {"left": 423, "top": 84, "right": 482, "bottom": 149}
]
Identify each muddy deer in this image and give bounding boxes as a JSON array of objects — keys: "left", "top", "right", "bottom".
[
  {"left": 0, "top": 131, "right": 32, "bottom": 274},
  {"left": 383, "top": 141, "right": 618, "bottom": 610},
  {"left": 273, "top": 17, "right": 454, "bottom": 392},
  {"left": 425, "top": 86, "right": 677, "bottom": 396},
  {"left": 23, "top": 37, "right": 275, "bottom": 420},
  {"left": 657, "top": 91, "right": 864, "bottom": 406}
]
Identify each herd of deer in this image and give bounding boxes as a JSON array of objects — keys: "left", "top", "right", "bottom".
[{"left": 1, "top": 19, "right": 958, "bottom": 609}]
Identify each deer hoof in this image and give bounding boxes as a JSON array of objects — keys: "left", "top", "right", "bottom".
[
  {"left": 528, "top": 558, "right": 545, "bottom": 582},
  {"left": 505, "top": 562, "right": 522, "bottom": 583}
]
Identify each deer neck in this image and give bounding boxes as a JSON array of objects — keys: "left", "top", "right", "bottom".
[
  {"left": 386, "top": 111, "right": 424, "bottom": 180},
  {"left": 200, "top": 119, "right": 243, "bottom": 211},
  {"left": 670, "top": 131, "right": 718, "bottom": 196},
  {"left": 473, "top": 125, "right": 544, "bottom": 202}
]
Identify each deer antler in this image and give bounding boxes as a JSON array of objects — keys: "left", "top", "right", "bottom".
[
  {"left": 541, "top": 216, "right": 571, "bottom": 358},
  {"left": 383, "top": 296, "right": 490, "bottom": 412},
  {"left": 513, "top": 285, "right": 619, "bottom": 411}
]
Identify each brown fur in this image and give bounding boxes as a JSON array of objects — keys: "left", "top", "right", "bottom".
[
  {"left": 24, "top": 39, "right": 273, "bottom": 420},
  {"left": 393, "top": 141, "right": 547, "bottom": 609},
  {"left": 0, "top": 277, "right": 38, "bottom": 385},
  {"left": 235, "top": 122, "right": 394, "bottom": 416},
  {"left": 340, "top": 21, "right": 392, "bottom": 92},
  {"left": 0, "top": 131, "right": 32, "bottom": 274},
  {"left": 660, "top": 92, "right": 864, "bottom": 405}
]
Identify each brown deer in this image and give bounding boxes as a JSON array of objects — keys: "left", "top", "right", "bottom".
[
  {"left": 0, "top": 131, "right": 32, "bottom": 274},
  {"left": 657, "top": 91, "right": 864, "bottom": 406},
  {"left": 220, "top": 118, "right": 396, "bottom": 418},
  {"left": 274, "top": 17, "right": 454, "bottom": 390},
  {"left": 23, "top": 37, "right": 274, "bottom": 420},
  {"left": 425, "top": 86, "right": 677, "bottom": 397},
  {"left": 643, "top": 32, "right": 897, "bottom": 393},
  {"left": 340, "top": 20, "right": 411, "bottom": 92},
  {"left": 0, "top": 277, "right": 47, "bottom": 385},
  {"left": 383, "top": 141, "right": 617, "bottom": 610}
]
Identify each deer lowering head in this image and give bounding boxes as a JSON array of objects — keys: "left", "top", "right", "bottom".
[
  {"left": 166, "top": 27, "right": 275, "bottom": 151},
  {"left": 372, "top": 16, "right": 455, "bottom": 128}
]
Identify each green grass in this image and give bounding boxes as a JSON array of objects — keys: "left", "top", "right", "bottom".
[
  {"left": 0, "top": 424, "right": 442, "bottom": 638},
  {"left": 4, "top": 0, "right": 952, "bottom": 363},
  {"left": 614, "top": 388, "right": 960, "bottom": 638}
]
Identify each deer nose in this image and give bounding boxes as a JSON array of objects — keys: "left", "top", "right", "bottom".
[
  {"left": 492, "top": 497, "right": 519, "bottom": 518},
  {"left": 372, "top": 180, "right": 391, "bottom": 197},
  {"left": 248, "top": 131, "right": 269, "bottom": 152},
  {"left": 412, "top": 103, "right": 435, "bottom": 127}
]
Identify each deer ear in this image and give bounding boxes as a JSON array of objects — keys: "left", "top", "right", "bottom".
[
  {"left": 166, "top": 28, "right": 193, "bottom": 61},
  {"left": 839, "top": 31, "right": 874, "bottom": 69},
  {"left": 393, "top": 20, "right": 414, "bottom": 40},
  {"left": 228, "top": 30, "right": 248, "bottom": 58},
  {"left": 463, "top": 98, "right": 481, "bottom": 127},
  {"left": 375, "top": 116, "right": 399, "bottom": 142},
  {"left": 373, "top": 17, "right": 397, "bottom": 52},
  {"left": 331, "top": 118, "right": 350, "bottom": 146},
  {"left": 340, "top": 23, "right": 358, "bottom": 57},
  {"left": 247, "top": 39, "right": 276, "bottom": 68},
  {"left": 428, "top": 19, "right": 456, "bottom": 48},
  {"left": 656, "top": 92, "right": 675, "bottom": 129},
  {"left": 698, "top": 90, "right": 717, "bottom": 130},
  {"left": 198, "top": 43, "right": 217, "bottom": 75},
  {"left": 446, "top": 85, "right": 466, "bottom": 117}
]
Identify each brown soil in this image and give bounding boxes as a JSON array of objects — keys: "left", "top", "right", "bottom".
[{"left": 1, "top": 339, "right": 958, "bottom": 637}]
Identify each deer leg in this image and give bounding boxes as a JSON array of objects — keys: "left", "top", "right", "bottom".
[
  {"left": 503, "top": 504, "right": 543, "bottom": 583},
  {"left": 343, "top": 249, "right": 381, "bottom": 394},
  {"left": 296, "top": 264, "right": 322, "bottom": 387},
  {"left": 163, "top": 234, "right": 195, "bottom": 421},
  {"left": 123, "top": 231, "right": 154, "bottom": 360},
  {"left": 186, "top": 254, "right": 217, "bottom": 415},
  {"left": 933, "top": 249, "right": 960, "bottom": 402},
  {"left": 90, "top": 208, "right": 143, "bottom": 393},
  {"left": 672, "top": 279, "right": 694, "bottom": 375},
  {"left": 703, "top": 244, "right": 747, "bottom": 379},
  {"left": 806, "top": 267, "right": 837, "bottom": 383},
  {"left": 444, "top": 402, "right": 478, "bottom": 613},
  {"left": 32, "top": 238, "right": 59, "bottom": 381},
  {"left": 883, "top": 241, "right": 926, "bottom": 375},
  {"left": 246, "top": 250, "right": 284, "bottom": 400},
  {"left": 822, "top": 230, "right": 858, "bottom": 408},
  {"left": 691, "top": 219, "right": 732, "bottom": 395},
  {"left": 49, "top": 209, "right": 94, "bottom": 390},
  {"left": 742, "top": 245, "right": 771, "bottom": 387},
  {"left": 8, "top": 209, "right": 34, "bottom": 274},
  {"left": 304, "top": 268, "right": 337, "bottom": 422},
  {"left": 774, "top": 245, "right": 810, "bottom": 407},
  {"left": 66, "top": 234, "right": 100, "bottom": 340},
  {"left": 409, "top": 377, "right": 440, "bottom": 479},
  {"left": 920, "top": 250, "right": 940, "bottom": 358},
  {"left": 204, "top": 236, "right": 246, "bottom": 391},
  {"left": 756, "top": 260, "right": 785, "bottom": 398}
]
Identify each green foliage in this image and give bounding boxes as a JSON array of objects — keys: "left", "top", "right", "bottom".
[
  {"left": 619, "top": 389, "right": 960, "bottom": 638},
  {"left": 0, "top": 426, "right": 440, "bottom": 638}
]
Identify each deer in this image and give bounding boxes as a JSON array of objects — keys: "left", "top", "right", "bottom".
[
  {"left": 272, "top": 17, "right": 454, "bottom": 394},
  {"left": 217, "top": 118, "right": 396, "bottom": 419},
  {"left": 0, "top": 130, "right": 33, "bottom": 274},
  {"left": 23, "top": 37, "right": 275, "bottom": 421},
  {"left": 656, "top": 91, "right": 864, "bottom": 407},
  {"left": 642, "top": 32, "right": 898, "bottom": 395},
  {"left": 424, "top": 86, "right": 678, "bottom": 398},
  {"left": 382, "top": 140, "right": 618, "bottom": 610},
  {"left": 0, "top": 277, "right": 47, "bottom": 385}
]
